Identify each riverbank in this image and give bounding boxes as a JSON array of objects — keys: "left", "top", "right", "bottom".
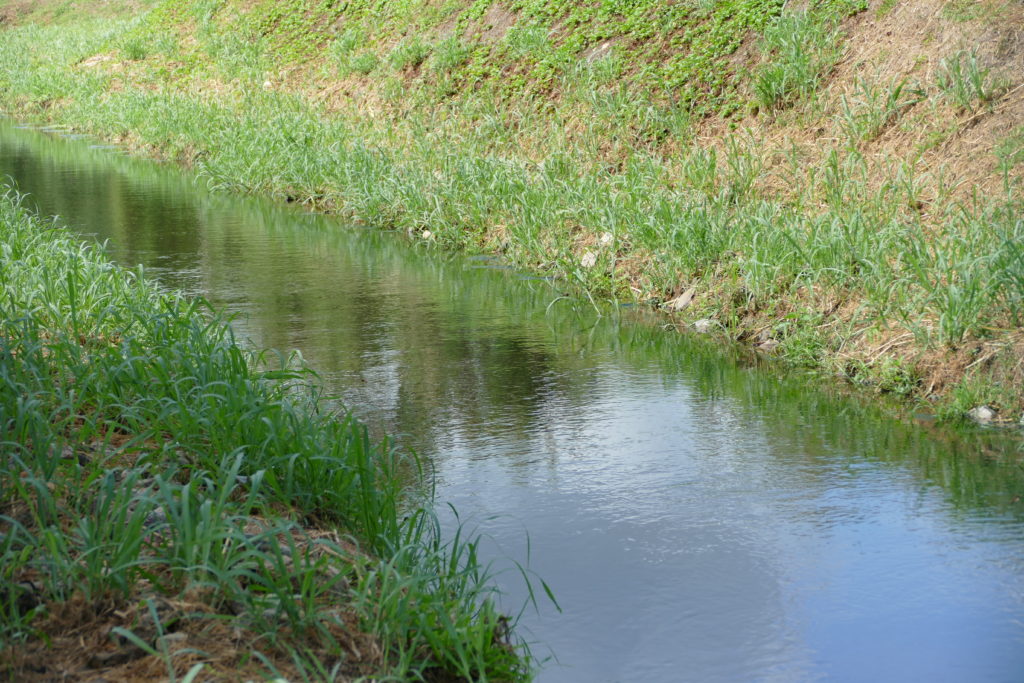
[
  {"left": 0, "top": 0, "right": 1022, "bottom": 423},
  {"left": 0, "top": 189, "right": 532, "bottom": 680}
]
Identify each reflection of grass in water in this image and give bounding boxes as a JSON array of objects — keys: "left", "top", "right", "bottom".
[
  {"left": 2, "top": 2, "right": 1023, "bottom": 414},
  {"left": 0, "top": 190, "right": 541, "bottom": 680},
  {"left": 10, "top": 118, "right": 1022, "bottom": 517}
]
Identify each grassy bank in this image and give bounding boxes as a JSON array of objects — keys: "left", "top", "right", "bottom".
[
  {"left": 0, "top": 188, "right": 533, "bottom": 680},
  {"left": 0, "top": 0, "right": 1022, "bottom": 423}
]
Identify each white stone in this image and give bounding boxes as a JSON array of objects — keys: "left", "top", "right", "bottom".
[{"left": 967, "top": 405, "right": 996, "bottom": 423}]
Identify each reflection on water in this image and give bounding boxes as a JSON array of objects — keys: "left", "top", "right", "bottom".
[{"left": 2, "top": 120, "right": 1023, "bottom": 682}]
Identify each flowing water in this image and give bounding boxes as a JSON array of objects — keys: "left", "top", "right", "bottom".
[{"left": 2, "top": 120, "right": 1024, "bottom": 682}]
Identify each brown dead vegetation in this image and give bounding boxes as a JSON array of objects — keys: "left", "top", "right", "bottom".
[
  {"left": 0, "top": 437, "right": 389, "bottom": 682},
  {"left": 3, "top": 590, "right": 383, "bottom": 681},
  {"left": 714, "top": 0, "right": 1024, "bottom": 210}
]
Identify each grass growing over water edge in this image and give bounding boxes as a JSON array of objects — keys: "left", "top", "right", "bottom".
[
  {"left": 0, "top": 189, "right": 536, "bottom": 680},
  {"left": 1, "top": 0, "right": 1023, "bottom": 424}
]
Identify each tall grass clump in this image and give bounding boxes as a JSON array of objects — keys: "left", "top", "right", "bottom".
[
  {"left": 389, "top": 37, "right": 432, "bottom": 71},
  {"left": 0, "top": 189, "right": 535, "bottom": 680},
  {"left": 503, "top": 24, "right": 550, "bottom": 58},
  {"left": 936, "top": 49, "right": 1001, "bottom": 112},
  {"left": 838, "top": 75, "right": 925, "bottom": 143},
  {"left": 332, "top": 27, "right": 380, "bottom": 76},
  {"left": 753, "top": 10, "right": 844, "bottom": 110}
]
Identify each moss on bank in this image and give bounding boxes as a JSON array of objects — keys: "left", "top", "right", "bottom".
[
  {"left": 0, "top": 0, "right": 1022, "bottom": 425},
  {"left": 0, "top": 188, "right": 532, "bottom": 680}
]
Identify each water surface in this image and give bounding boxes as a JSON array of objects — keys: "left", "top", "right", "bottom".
[{"left": 2, "top": 120, "right": 1023, "bottom": 682}]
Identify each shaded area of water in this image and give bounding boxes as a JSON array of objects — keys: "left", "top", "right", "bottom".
[{"left": 2, "top": 120, "right": 1023, "bottom": 682}]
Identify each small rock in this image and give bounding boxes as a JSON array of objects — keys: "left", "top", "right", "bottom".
[
  {"left": 420, "top": 230, "right": 432, "bottom": 239},
  {"left": 55, "top": 445, "right": 90, "bottom": 465},
  {"left": 155, "top": 633, "right": 188, "bottom": 652},
  {"left": 967, "top": 405, "right": 996, "bottom": 423},
  {"left": 144, "top": 507, "right": 168, "bottom": 528},
  {"left": 693, "top": 319, "right": 715, "bottom": 334},
  {"left": 599, "top": 232, "right": 613, "bottom": 245},
  {"left": 580, "top": 251, "right": 597, "bottom": 268}
]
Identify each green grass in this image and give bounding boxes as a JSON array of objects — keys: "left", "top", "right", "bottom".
[
  {"left": 936, "top": 49, "right": 1003, "bottom": 112},
  {"left": 753, "top": 10, "right": 844, "bottom": 111},
  {"left": 837, "top": 75, "right": 926, "bottom": 143},
  {"left": 0, "top": 0, "right": 1021, "bottom": 421},
  {"left": 0, "top": 189, "right": 537, "bottom": 680}
]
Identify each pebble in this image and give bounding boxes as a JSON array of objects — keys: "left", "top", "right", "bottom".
[
  {"left": 155, "top": 633, "right": 188, "bottom": 651},
  {"left": 144, "top": 507, "right": 168, "bottom": 528},
  {"left": 967, "top": 405, "right": 996, "bottom": 423},
  {"left": 693, "top": 319, "right": 715, "bottom": 333}
]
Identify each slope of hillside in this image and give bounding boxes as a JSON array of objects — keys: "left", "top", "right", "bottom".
[{"left": 1, "top": 0, "right": 1022, "bottom": 422}]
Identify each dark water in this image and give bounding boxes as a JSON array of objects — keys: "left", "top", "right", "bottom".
[{"left": 3, "top": 119, "right": 1024, "bottom": 682}]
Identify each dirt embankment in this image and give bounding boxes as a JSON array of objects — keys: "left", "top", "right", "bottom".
[{"left": 3, "top": 0, "right": 1023, "bottom": 423}]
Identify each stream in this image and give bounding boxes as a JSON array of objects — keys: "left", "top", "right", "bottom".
[{"left": 2, "top": 119, "right": 1023, "bottom": 682}]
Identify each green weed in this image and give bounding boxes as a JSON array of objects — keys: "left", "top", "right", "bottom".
[
  {"left": 504, "top": 24, "right": 550, "bottom": 58},
  {"left": 0, "top": 190, "right": 537, "bottom": 679},
  {"left": 753, "top": 11, "right": 843, "bottom": 111},
  {"left": 838, "top": 75, "right": 925, "bottom": 143},
  {"left": 120, "top": 37, "right": 149, "bottom": 60},
  {"left": 432, "top": 36, "right": 470, "bottom": 72},
  {"left": 936, "top": 49, "right": 1001, "bottom": 112},
  {"left": 389, "top": 37, "right": 432, "bottom": 71},
  {"left": 995, "top": 126, "right": 1024, "bottom": 195},
  {"left": 346, "top": 51, "right": 379, "bottom": 75}
]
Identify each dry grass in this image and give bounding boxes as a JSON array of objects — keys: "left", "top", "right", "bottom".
[{"left": 0, "top": 433, "right": 389, "bottom": 682}]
